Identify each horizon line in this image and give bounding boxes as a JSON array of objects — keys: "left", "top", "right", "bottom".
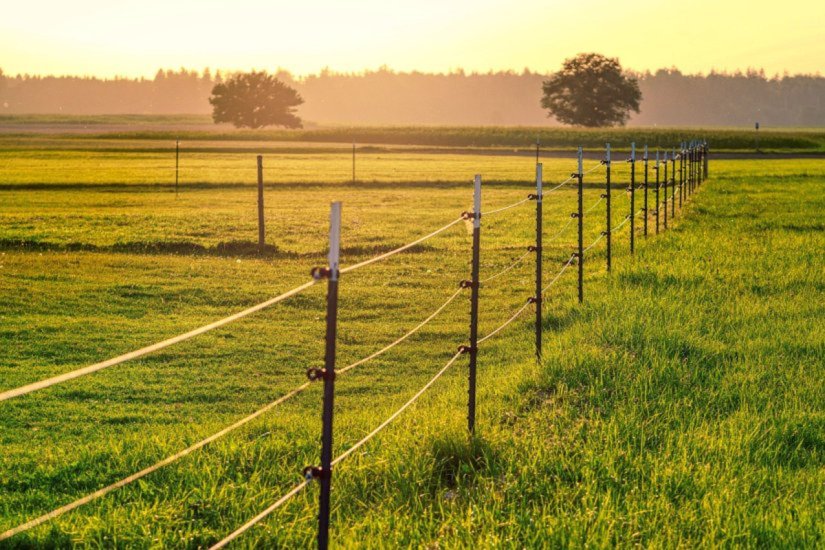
[{"left": 2, "top": 64, "right": 822, "bottom": 82}]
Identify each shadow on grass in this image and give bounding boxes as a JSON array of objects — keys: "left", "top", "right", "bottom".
[
  {"left": 429, "top": 434, "right": 499, "bottom": 489},
  {"left": 0, "top": 238, "right": 294, "bottom": 259},
  {"left": 0, "top": 179, "right": 608, "bottom": 192},
  {"left": 0, "top": 239, "right": 438, "bottom": 260}
]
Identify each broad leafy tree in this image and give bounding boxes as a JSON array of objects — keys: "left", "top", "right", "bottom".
[
  {"left": 209, "top": 71, "right": 303, "bottom": 129},
  {"left": 541, "top": 53, "right": 641, "bottom": 127}
]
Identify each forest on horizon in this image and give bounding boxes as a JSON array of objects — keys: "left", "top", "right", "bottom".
[{"left": 1, "top": 67, "right": 823, "bottom": 127}]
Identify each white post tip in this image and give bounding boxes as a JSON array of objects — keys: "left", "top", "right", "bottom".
[
  {"left": 473, "top": 175, "right": 481, "bottom": 228},
  {"left": 328, "top": 202, "right": 342, "bottom": 276}
]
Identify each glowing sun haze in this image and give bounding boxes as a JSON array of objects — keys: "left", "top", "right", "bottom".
[{"left": 2, "top": 0, "right": 823, "bottom": 77}]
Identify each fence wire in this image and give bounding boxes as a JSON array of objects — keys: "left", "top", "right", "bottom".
[
  {"left": 1, "top": 212, "right": 470, "bottom": 403},
  {"left": 0, "top": 284, "right": 466, "bottom": 540},
  {"left": 208, "top": 350, "right": 464, "bottom": 550},
  {"left": 2, "top": 145, "right": 706, "bottom": 547}
]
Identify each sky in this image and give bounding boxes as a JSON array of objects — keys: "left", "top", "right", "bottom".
[{"left": 1, "top": 0, "right": 823, "bottom": 78}]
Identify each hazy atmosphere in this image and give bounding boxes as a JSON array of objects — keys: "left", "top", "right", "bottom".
[
  {"left": 3, "top": 68, "right": 824, "bottom": 126},
  {"left": 2, "top": 0, "right": 823, "bottom": 77},
  {"left": 1, "top": 1, "right": 823, "bottom": 548},
  {"left": 3, "top": 1, "right": 823, "bottom": 125}
]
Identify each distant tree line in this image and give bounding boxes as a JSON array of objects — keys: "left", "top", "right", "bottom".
[{"left": 1, "top": 66, "right": 823, "bottom": 126}]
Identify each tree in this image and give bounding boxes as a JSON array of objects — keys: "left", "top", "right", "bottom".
[
  {"left": 541, "top": 53, "right": 641, "bottom": 127},
  {"left": 209, "top": 71, "right": 303, "bottom": 129}
]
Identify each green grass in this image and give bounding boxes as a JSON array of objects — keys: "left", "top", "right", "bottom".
[
  {"left": 2, "top": 118, "right": 824, "bottom": 152},
  {"left": 0, "top": 156, "right": 822, "bottom": 547}
]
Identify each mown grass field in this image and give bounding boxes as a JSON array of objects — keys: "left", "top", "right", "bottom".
[{"left": 0, "top": 144, "right": 823, "bottom": 547}]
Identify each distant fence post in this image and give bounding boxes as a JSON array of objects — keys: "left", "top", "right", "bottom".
[
  {"left": 671, "top": 148, "right": 676, "bottom": 218},
  {"left": 685, "top": 142, "right": 695, "bottom": 193},
  {"left": 464, "top": 175, "right": 481, "bottom": 435},
  {"left": 643, "top": 145, "right": 649, "bottom": 237},
  {"left": 533, "top": 163, "right": 543, "bottom": 361},
  {"left": 679, "top": 143, "right": 684, "bottom": 208},
  {"left": 604, "top": 143, "right": 612, "bottom": 271},
  {"left": 629, "top": 142, "right": 636, "bottom": 254},
  {"left": 655, "top": 150, "right": 660, "bottom": 234},
  {"left": 352, "top": 143, "right": 356, "bottom": 184},
  {"left": 175, "top": 139, "right": 180, "bottom": 198},
  {"left": 257, "top": 155, "right": 265, "bottom": 252},
  {"left": 704, "top": 141, "right": 709, "bottom": 180},
  {"left": 305, "top": 202, "right": 342, "bottom": 550},
  {"left": 684, "top": 142, "right": 689, "bottom": 201},
  {"left": 694, "top": 142, "right": 699, "bottom": 190},
  {"left": 576, "top": 147, "right": 584, "bottom": 303},
  {"left": 663, "top": 151, "right": 669, "bottom": 230},
  {"left": 693, "top": 141, "right": 698, "bottom": 190}
]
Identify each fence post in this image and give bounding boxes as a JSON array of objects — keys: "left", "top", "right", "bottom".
[
  {"left": 685, "top": 142, "right": 695, "bottom": 193},
  {"left": 684, "top": 142, "right": 689, "bottom": 201},
  {"left": 695, "top": 142, "right": 700, "bottom": 189},
  {"left": 576, "top": 147, "right": 584, "bottom": 303},
  {"left": 693, "top": 141, "right": 698, "bottom": 190},
  {"left": 654, "top": 150, "right": 660, "bottom": 234},
  {"left": 704, "top": 141, "right": 709, "bottom": 180},
  {"left": 175, "top": 139, "right": 179, "bottom": 198},
  {"left": 466, "top": 175, "right": 481, "bottom": 435},
  {"left": 257, "top": 155, "right": 266, "bottom": 252},
  {"left": 629, "top": 142, "right": 636, "bottom": 254},
  {"left": 663, "top": 151, "right": 669, "bottom": 230},
  {"left": 352, "top": 143, "right": 356, "bottom": 184},
  {"left": 534, "top": 163, "right": 543, "bottom": 362},
  {"left": 679, "top": 143, "right": 684, "bottom": 208},
  {"left": 304, "top": 202, "right": 342, "bottom": 550},
  {"left": 643, "top": 145, "right": 649, "bottom": 237},
  {"left": 604, "top": 143, "right": 612, "bottom": 271},
  {"left": 671, "top": 148, "right": 676, "bottom": 218}
]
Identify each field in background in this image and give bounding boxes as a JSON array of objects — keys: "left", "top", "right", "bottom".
[
  {"left": 0, "top": 132, "right": 823, "bottom": 546},
  {"left": 2, "top": 117, "right": 825, "bottom": 152}
]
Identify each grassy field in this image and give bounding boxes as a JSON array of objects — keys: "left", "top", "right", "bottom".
[
  {"left": 0, "top": 151, "right": 823, "bottom": 547},
  {"left": 2, "top": 117, "right": 824, "bottom": 152}
]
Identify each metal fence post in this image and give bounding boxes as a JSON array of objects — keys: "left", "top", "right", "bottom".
[
  {"left": 663, "top": 151, "right": 669, "bottom": 230},
  {"left": 604, "top": 143, "right": 612, "bottom": 271},
  {"left": 576, "top": 147, "right": 584, "bottom": 303},
  {"left": 671, "top": 148, "right": 676, "bottom": 218},
  {"left": 175, "top": 139, "right": 180, "bottom": 198},
  {"left": 685, "top": 142, "right": 695, "bottom": 193},
  {"left": 679, "top": 143, "right": 684, "bottom": 208},
  {"left": 696, "top": 142, "right": 700, "bottom": 189},
  {"left": 692, "top": 142, "right": 697, "bottom": 191},
  {"left": 704, "top": 141, "right": 709, "bottom": 180},
  {"left": 643, "top": 145, "right": 649, "bottom": 237},
  {"left": 257, "top": 155, "right": 266, "bottom": 252},
  {"left": 534, "top": 164, "right": 543, "bottom": 361},
  {"left": 654, "top": 150, "right": 660, "bottom": 234},
  {"left": 305, "top": 202, "right": 342, "bottom": 550},
  {"left": 466, "top": 175, "right": 481, "bottom": 435},
  {"left": 629, "top": 142, "right": 636, "bottom": 254}
]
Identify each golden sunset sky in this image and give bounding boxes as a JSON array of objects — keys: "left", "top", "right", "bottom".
[{"left": 2, "top": 0, "right": 823, "bottom": 77}]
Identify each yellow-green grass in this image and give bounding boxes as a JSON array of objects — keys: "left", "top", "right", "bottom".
[
  {"left": 0, "top": 158, "right": 822, "bottom": 547},
  {"left": 2, "top": 117, "right": 824, "bottom": 152}
]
